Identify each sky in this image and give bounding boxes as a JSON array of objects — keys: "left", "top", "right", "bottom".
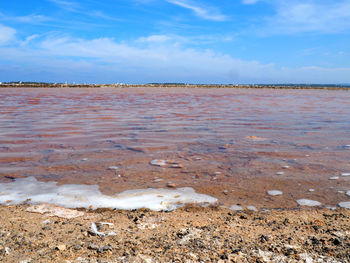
[{"left": 0, "top": 0, "right": 350, "bottom": 84}]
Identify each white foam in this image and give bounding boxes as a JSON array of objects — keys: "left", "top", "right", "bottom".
[
  {"left": 267, "top": 190, "right": 283, "bottom": 196},
  {"left": 339, "top": 202, "right": 350, "bottom": 209},
  {"left": 341, "top": 173, "right": 350, "bottom": 177},
  {"left": 297, "top": 199, "right": 321, "bottom": 206},
  {"left": 0, "top": 177, "right": 217, "bottom": 211}
]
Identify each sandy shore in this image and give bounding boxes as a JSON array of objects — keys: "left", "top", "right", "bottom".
[{"left": 0, "top": 205, "right": 349, "bottom": 262}]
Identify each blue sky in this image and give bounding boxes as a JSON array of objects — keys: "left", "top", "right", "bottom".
[{"left": 0, "top": 0, "right": 350, "bottom": 84}]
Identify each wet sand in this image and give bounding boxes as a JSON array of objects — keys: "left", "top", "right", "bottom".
[
  {"left": 1, "top": 87, "right": 350, "bottom": 210},
  {"left": 0, "top": 205, "right": 350, "bottom": 262}
]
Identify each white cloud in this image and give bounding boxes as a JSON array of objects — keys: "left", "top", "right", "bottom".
[
  {"left": 166, "top": 0, "right": 227, "bottom": 21},
  {"left": 1, "top": 33, "right": 350, "bottom": 84},
  {"left": 0, "top": 24, "right": 16, "bottom": 45}
]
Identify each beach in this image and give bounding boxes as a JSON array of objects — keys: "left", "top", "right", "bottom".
[{"left": 0, "top": 205, "right": 350, "bottom": 262}]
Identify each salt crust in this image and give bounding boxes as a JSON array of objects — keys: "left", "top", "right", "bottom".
[
  {"left": 339, "top": 202, "right": 350, "bottom": 209},
  {"left": 0, "top": 177, "right": 217, "bottom": 211}
]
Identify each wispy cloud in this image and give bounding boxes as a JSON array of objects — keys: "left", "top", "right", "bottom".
[
  {"left": 166, "top": 0, "right": 227, "bottom": 21},
  {"left": 0, "top": 24, "right": 16, "bottom": 45},
  {"left": 242, "top": 0, "right": 260, "bottom": 5},
  {"left": 260, "top": 0, "right": 350, "bottom": 34},
  {"left": 0, "top": 13, "right": 51, "bottom": 24},
  {"left": 48, "top": 0, "right": 80, "bottom": 12}
]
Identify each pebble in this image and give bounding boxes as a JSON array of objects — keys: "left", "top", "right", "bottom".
[
  {"left": 276, "top": 172, "right": 284, "bottom": 175},
  {"left": 308, "top": 189, "right": 315, "bottom": 192},
  {"left": 347, "top": 190, "right": 350, "bottom": 197},
  {"left": 282, "top": 166, "right": 290, "bottom": 169},
  {"left": 81, "top": 158, "right": 88, "bottom": 161},
  {"left": 108, "top": 166, "right": 119, "bottom": 170},
  {"left": 56, "top": 244, "right": 66, "bottom": 251},
  {"left": 267, "top": 190, "right": 283, "bottom": 196},
  {"left": 297, "top": 199, "right": 321, "bottom": 206},
  {"left": 329, "top": 176, "right": 339, "bottom": 180},
  {"left": 223, "top": 190, "right": 228, "bottom": 195},
  {"left": 338, "top": 190, "right": 345, "bottom": 194},
  {"left": 341, "top": 173, "right": 350, "bottom": 177},
  {"left": 230, "top": 205, "right": 243, "bottom": 211},
  {"left": 153, "top": 178, "right": 163, "bottom": 182},
  {"left": 166, "top": 182, "right": 176, "bottom": 188}
]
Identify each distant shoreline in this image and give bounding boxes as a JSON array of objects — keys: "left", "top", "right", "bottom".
[{"left": 1, "top": 83, "right": 350, "bottom": 90}]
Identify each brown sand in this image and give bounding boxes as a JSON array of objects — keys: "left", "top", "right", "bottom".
[{"left": 0, "top": 205, "right": 349, "bottom": 262}]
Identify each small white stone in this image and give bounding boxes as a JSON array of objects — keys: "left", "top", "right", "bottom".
[
  {"left": 339, "top": 202, "right": 350, "bottom": 209},
  {"left": 230, "top": 204, "right": 243, "bottom": 211},
  {"left": 341, "top": 173, "right": 350, "bottom": 177},
  {"left": 42, "top": 219, "right": 51, "bottom": 224},
  {"left": 108, "top": 166, "right": 119, "bottom": 170},
  {"left": 308, "top": 189, "right": 315, "bottom": 192},
  {"left": 150, "top": 159, "right": 166, "bottom": 166},
  {"left": 329, "top": 176, "right": 339, "bottom": 180},
  {"left": 81, "top": 158, "right": 88, "bottom": 161},
  {"left": 347, "top": 190, "right": 350, "bottom": 197},
  {"left": 215, "top": 171, "right": 222, "bottom": 175},
  {"left": 276, "top": 171, "right": 284, "bottom": 175},
  {"left": 338, "top": 190, "right": 345, "bottom": 194},
  {"left": 297, "top": 199, "right": 321, "bottom": 206},
  {"left": 247, "top": 206, "right": 258, "bottom": 212},
  {"left": 282, "top": 166, "right": 290, "bottom": 169},
  {"left": 267, "top": 190, "right": 283, "bottom": 196},
  {"left": 153, "top": 178, "right": 163, "bottom": 182}
]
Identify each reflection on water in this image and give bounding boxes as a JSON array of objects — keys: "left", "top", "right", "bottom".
[{"left": 1, "top": 87, "right": 350, "bottom": 209}]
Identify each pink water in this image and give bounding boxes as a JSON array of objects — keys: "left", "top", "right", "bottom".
[{"left": 1, "top": 87, "right": 350, "bottom": 209}]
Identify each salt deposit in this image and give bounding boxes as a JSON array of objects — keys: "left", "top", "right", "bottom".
[
  {"left": 297, "top": 199, "right": 321, "bottom": 206},
  {"left": 0, "top": 177, "right": 217, "bottom": 211},
  {"left": 339, "top": 202, "right": 350, "bottom": 209},
  {"left": 267, "top": 190, "right": 283, "bottom": 196},
  {"left": 329, "top": 176, "right": 339, "bottom": 180},
  {"left": 230, "top": 205, "right": 243, "bottom": 211}
]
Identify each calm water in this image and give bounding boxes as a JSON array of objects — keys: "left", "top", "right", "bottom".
[{"left": 1, "top": 87, "right": 350, "bottom": 209}]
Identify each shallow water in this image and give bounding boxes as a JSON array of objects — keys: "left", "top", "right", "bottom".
[{"left": 1, "top": 87, "right": 350, "bottom": 210}]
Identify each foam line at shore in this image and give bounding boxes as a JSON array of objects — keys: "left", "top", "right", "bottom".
[{"left": 0, "top": 177, "right": 217, "bottom": 211}]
